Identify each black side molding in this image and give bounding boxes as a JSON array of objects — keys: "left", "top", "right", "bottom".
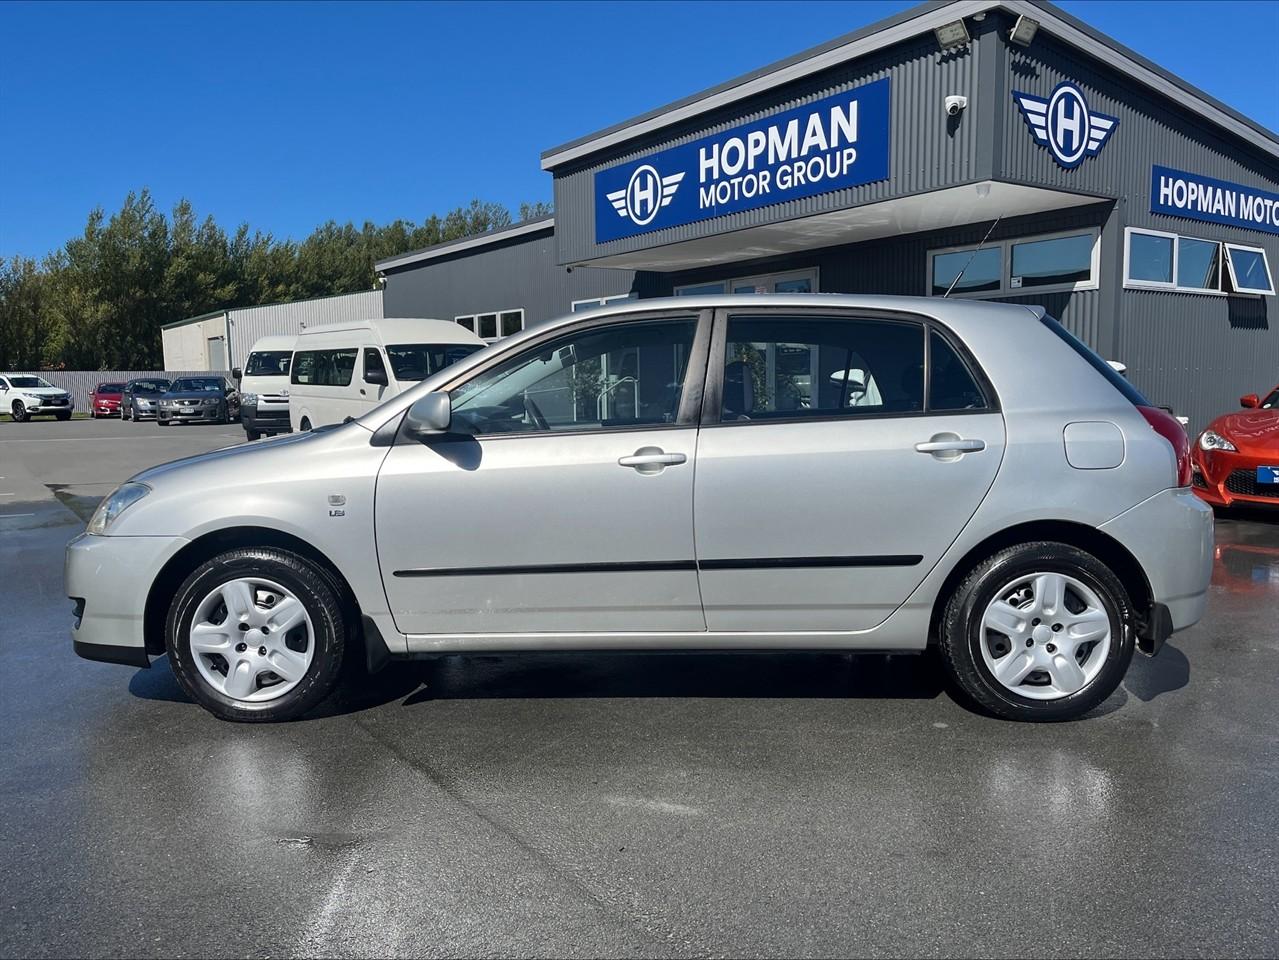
[
  {"left": 74, "top": 639, "right": 150, "bottom": 669},
  {"left": 393, "top": 555, "right": 923, "bottom": 578}
]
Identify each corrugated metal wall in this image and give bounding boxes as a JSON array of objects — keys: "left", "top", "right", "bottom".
[
  {"left": 382, "top": 227, "right": 635, "bottom": 330},
  {"left": 226, "top": 289, "right": 384, "bottom": 371},
  {"left": 998, "top": 28, "right": 1279, "bottom": 431},
  {"left": 552, "top": 20, "right": 994, "bottom": 265},
  {"left": 5, "top": 371, "right": 230, "bottom": 412}
]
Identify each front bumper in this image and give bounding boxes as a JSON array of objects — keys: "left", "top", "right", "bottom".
[
  {"left": 66, "top": 532, "right": 189, "bottom": 665},
  {"left": 158, "top": 404, "right": 223, "bottom": 422},
  {"left": 132, "top": 403, "right": 158, "bottom": 419},
  {"left": 24, "top": 399, "right": 73, "bottom": 413},
  {"left": 1192, "top": 449, "right": 1279, "bottom": 508},
  {"left": 241, "top": 404, "right": 291, "bottom": 433},
  {"left": 1099, "top": 487, "right": 1214, "bottom": 639},
  {"left": 93, "top": 400, "right": 120, "bottom": 416}
]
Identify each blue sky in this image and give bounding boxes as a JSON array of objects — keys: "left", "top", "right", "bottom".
[{"left": 2, "top": 0, "right": 1277, "bottom": 261}]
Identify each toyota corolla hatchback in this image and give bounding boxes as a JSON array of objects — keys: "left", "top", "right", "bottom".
[{"left": 67, "top": 296, "right": 1213, "bottom": 723}]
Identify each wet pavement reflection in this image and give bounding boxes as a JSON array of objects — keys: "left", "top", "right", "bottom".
[{"left": 2, "top": 511, "right": 1277, "bottom": 958}]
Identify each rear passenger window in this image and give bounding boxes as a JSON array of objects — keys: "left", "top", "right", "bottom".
[
  {"left": 720, "top": 315, "right": 925, "bottom": 422},
  {"left": 928, "top": 330, "right": 988, "bottom": 411},
  {"left": 291, "top": 349, "right": 358, "bottom": 387}
]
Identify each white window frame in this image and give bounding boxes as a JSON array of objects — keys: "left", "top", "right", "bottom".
[
  {"left": 1223, "top": 242, "right": 1275, "bottom": 296},
  {"left": 1123, "top": 227, "right": 1231, "bottom": 296},
  {"left": 571, "top": 292, "right": 637, "bottom": 312},
  {"left": 675, "top": 266, "right": 819, "bottom": 297},
  {"left": 454, "top": 308, "right": 525, "bottom": 341},
  {"left": 927, "top": 228, "right": 1101, "bottom": 299}
]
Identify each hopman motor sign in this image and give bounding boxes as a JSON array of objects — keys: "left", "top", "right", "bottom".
[
  {"left": 594, "top": 78, "right": 891, "bottom": 243},
  {"left": 1151, "top": 165, "right": 1279, "bottom": 236}
]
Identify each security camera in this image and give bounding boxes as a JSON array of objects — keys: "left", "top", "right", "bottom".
[{"left": 945, "top": 95, "right": 968, "bottom": 116}]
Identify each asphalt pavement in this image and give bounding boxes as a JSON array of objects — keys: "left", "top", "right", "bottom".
[{"left": 1, "top": 416, "right": 1276, "bottom": 958}]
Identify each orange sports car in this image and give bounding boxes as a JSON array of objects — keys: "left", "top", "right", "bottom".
[{"left": 1192, "top": 383, "right": 1279, "bottom": 509}]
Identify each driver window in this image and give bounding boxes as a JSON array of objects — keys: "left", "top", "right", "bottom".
[{"left": 449, "top": 317, "right": 697, "bottom": 436}]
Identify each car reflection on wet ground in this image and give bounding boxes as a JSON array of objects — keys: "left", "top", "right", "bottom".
[{"left": 1, "top": 424, "right": 1276, "bottom": 959}]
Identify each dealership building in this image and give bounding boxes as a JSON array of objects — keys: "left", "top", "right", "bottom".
[{"left": 377, "top": 0, "right": 1278, "bottom": 430}]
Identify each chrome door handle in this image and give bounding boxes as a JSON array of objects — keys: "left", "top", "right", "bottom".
[
  {"left": 618, "top": 447, "right": 687, "bottom": 474},
  {"left": 915, "top": 434, "right": 985, "bottom": 459}
]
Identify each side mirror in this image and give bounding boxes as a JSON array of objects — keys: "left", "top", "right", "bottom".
[
  {"left": 231, "top": 367, "right": 242, "bottom": 381},
  {"left": 403, "top": 392, "right": 451, "bottom": 438},
  {"left": 1240, "top": 393, "right": 1260, "bottom": 408},
  {"left": 364, "top": 367, "right": 388, "bottom": 387}
]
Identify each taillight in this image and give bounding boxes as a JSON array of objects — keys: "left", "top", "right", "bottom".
[{"left": 1138, "top": 405, "right": 1191, "bottom": 487}]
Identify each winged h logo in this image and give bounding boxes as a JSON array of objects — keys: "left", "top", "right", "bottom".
[
  {"left": 1013, "top": 81, "right": 1118, "bottom": 169},
  {"left": 606, "top": 164, "right": 685, "bottom": 227}
]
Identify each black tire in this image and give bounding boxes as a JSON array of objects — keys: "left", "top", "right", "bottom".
[
  {"left": 245, "top": 428, "right": 262, "bottom": 442},
  {"left": 158, "top": 418, "right": 170, "bottom": 426},
  {"left": 165, "top": 547, "right": 348, "bottom": 722},
  {"left": 299, "top": 417, "right": 312, "bottom": 432},
  {"left": 11, "top": 400, "right": 29, "bottom": 422},
  {"left": 938, "top": 541, "right": 1134, "bottom": 722},
  {"left": 55, "top": 411, "right": 71, "bottom": 421},
  {"left": 121, "top": 405, "right": 129, "bottom": 421}
]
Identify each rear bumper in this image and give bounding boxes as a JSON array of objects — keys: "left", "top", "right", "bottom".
[
  {"left": 1099, "top": 487, "right": 1214, "bottom": 637},
  {"left": 65, "top": 532, "right": 189, "bottom": 665}
]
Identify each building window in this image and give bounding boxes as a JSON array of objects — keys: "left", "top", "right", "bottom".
[
  {"left": 454, "top": 309, "right": 525, "bottom": 340},
  {"left": 571, "top": 292, "right": 638, "bottom": 313},
  {"left": 1224, "top": 244, "right": 1275, "bottom": 296},
  {"left": 675, "top": 268, "right": 818, "bottom": 297},
  {"left": 928, "top": 230, "right": 1100, "bottom": 298},
  {"left": 1124, "top": 229, "right": 1271, "bottom": 296}
]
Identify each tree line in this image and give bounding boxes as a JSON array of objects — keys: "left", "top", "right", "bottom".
[{"left": 0, "top": 190, "right": 553, "bottom": 371}]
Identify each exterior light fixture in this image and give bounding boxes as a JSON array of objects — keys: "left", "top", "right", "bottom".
[
  {"left": 1009, "top": 14, "right": 1040, "bottom": 47},
  {"left": 934, "top": 19, "right": 970, "bottom": 50}
]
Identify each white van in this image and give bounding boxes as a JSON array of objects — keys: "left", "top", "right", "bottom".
[
  {"left": 232, "top": 335, "right": 296, "bottom": 440},
  {"left": 288, "top": 318, "right": 485, "bottom": 431}
]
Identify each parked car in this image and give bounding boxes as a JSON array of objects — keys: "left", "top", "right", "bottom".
[
  {"left": 67, "top": 295, "right": 1212, "bottom": 724},
  {"left": 121, "top": 378, "right": 171, "bottom": 421},
  {"left": 232, "top": 335, "right": 295, "bottom": 441},
  {"left": 1191, "top": 383, "right": 1279, "bottom": 509},
  {"left": 0, "top": 374, "right": 74, "bottom": 421},
  {"left": 90, "top": 382, "right": 126, "bottom": 418},
  {"left": 156, "top": 376, "right": 239, "bottom": 426},
  {"left": 288, "top": 318, "right": 484, "bottom": 432}
]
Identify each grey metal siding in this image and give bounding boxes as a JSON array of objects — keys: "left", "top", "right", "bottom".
[
  {"left": 381, "top": 227, "right": 635, "bottom": 329},
  {"left": 997, "top": 27, "right": 1279, "bottom": 431},
  {"left": 226, "top": 290, "right": 384, "bottom": 372},
  {"left": 552, "top": 19, "right": 996, "bottom": 265}
]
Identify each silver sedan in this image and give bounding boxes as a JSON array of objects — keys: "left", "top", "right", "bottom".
[{"left": 67, "top": 295, "right": 1212, "bottom": 722}]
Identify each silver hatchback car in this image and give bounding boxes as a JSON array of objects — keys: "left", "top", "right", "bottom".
[{"left": 67, "top": 296, "right": 1212, "bottom": 723}]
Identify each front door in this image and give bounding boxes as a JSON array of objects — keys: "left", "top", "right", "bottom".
[
  {"left": 375, "top": 311, "right": 711, "bottom": 636},
  {"left": 694, "top": 309, "right": 1005, "bottom": 632}
]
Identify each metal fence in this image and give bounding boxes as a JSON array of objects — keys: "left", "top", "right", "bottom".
[{"left": 5, "top": 371, "right": 232, "bottom": 412}]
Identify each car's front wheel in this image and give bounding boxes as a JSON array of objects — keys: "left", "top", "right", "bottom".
[
  {"left": 939, "top": 541, "right": 1133, "bottom": 722},
  {"left": 165, "top": 547, "right": 348, "bottom": 722},
  {"left": 10, "top": 400, "right": 29, "bottom": 422}
]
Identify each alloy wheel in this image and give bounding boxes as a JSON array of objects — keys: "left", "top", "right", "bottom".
[
  {"left": 980, "top": 571, "right": 1112, "bottom": 701},
  {"left": 188, "top": 577, "right": 315, "bottom": 703}
]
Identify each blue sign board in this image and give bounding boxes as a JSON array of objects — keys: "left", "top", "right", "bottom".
[
  {"left": 594, "top": 77, "right": 891, "bottom": 243},
  {"left": 1151, "top": 165, "right": 1279, "bottom": 236}
]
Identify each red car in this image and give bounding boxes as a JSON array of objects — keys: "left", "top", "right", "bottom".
[
  {"left": 90, "top": 381, "right": 125, "bottom": 418},
  {"left": 1192, "top": 383, "right": 1279, "bottom": 509}
]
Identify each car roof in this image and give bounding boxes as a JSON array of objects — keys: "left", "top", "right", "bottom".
[
  {"left": 294, "top": 317, "right": 485, "bottom": 347},
  {"left": 247, "top": 335, "right": 297, "bottom": 352}
]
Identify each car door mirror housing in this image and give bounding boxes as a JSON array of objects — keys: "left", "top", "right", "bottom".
[
  {"left": 404, "top": 392, "right": 451, "bottom": 437},
  {"left": 1240, "top": 393, "right": 1260, "bottom": 408},
  {"left": 365, "top": 367, "right": 389, "bottom": 386},
  {"left": 231, "top": 367, "right": 242, "bottom": 380}
]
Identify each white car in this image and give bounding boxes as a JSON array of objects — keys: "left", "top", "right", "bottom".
[{"left": 1, "top": 374, "right": 75, "bottom": 421}]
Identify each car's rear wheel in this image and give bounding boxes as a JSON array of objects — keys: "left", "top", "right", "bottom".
[
  {"left": 165, "top": 548, "right": 347, "bottom": 722},
  {"left": 245, "top": 428, "right": 262, "bottom": 441},
  {"left": 10, "top": 400, "right": 29, "bottom": 422},
  {"left": 939, "top": 541, "right": 1133, "bottom": 722}
]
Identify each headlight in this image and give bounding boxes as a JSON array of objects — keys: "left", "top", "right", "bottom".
[
  {"left": 1199, "top": 430, "right": 1237, "bottom": 452},
  {"left": 87, "top": 483, "right": 150, "bottom": 535},
  {"left": 240, "top": 393, "right": 258, "bottom": 406}
]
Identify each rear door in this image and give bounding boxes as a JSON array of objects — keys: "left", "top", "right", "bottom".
[{"left": 693, "top": 307, "right": 1005, "bottom": 632}]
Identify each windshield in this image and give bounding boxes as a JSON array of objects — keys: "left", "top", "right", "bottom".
[
  {"left": 8, "top": 375, "right": 53, "bottom": 388},
  {"left": 132, "top": 380, "right": 170, "bottom": 394},
  {"left": 97, "top": 382, "right": 125, "bottom": 393},
  {"left": 170, "top": 378, "right": 224, "bottom": 393},
  {"left": 1262, "top": 388, "right": 1279, "bottom": 410},
  {"left": 386, "top": 343, "right": 484, "bottom": 382},
  {"left": 244, "top": 351, "right": 292, "bottom": 376}
]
